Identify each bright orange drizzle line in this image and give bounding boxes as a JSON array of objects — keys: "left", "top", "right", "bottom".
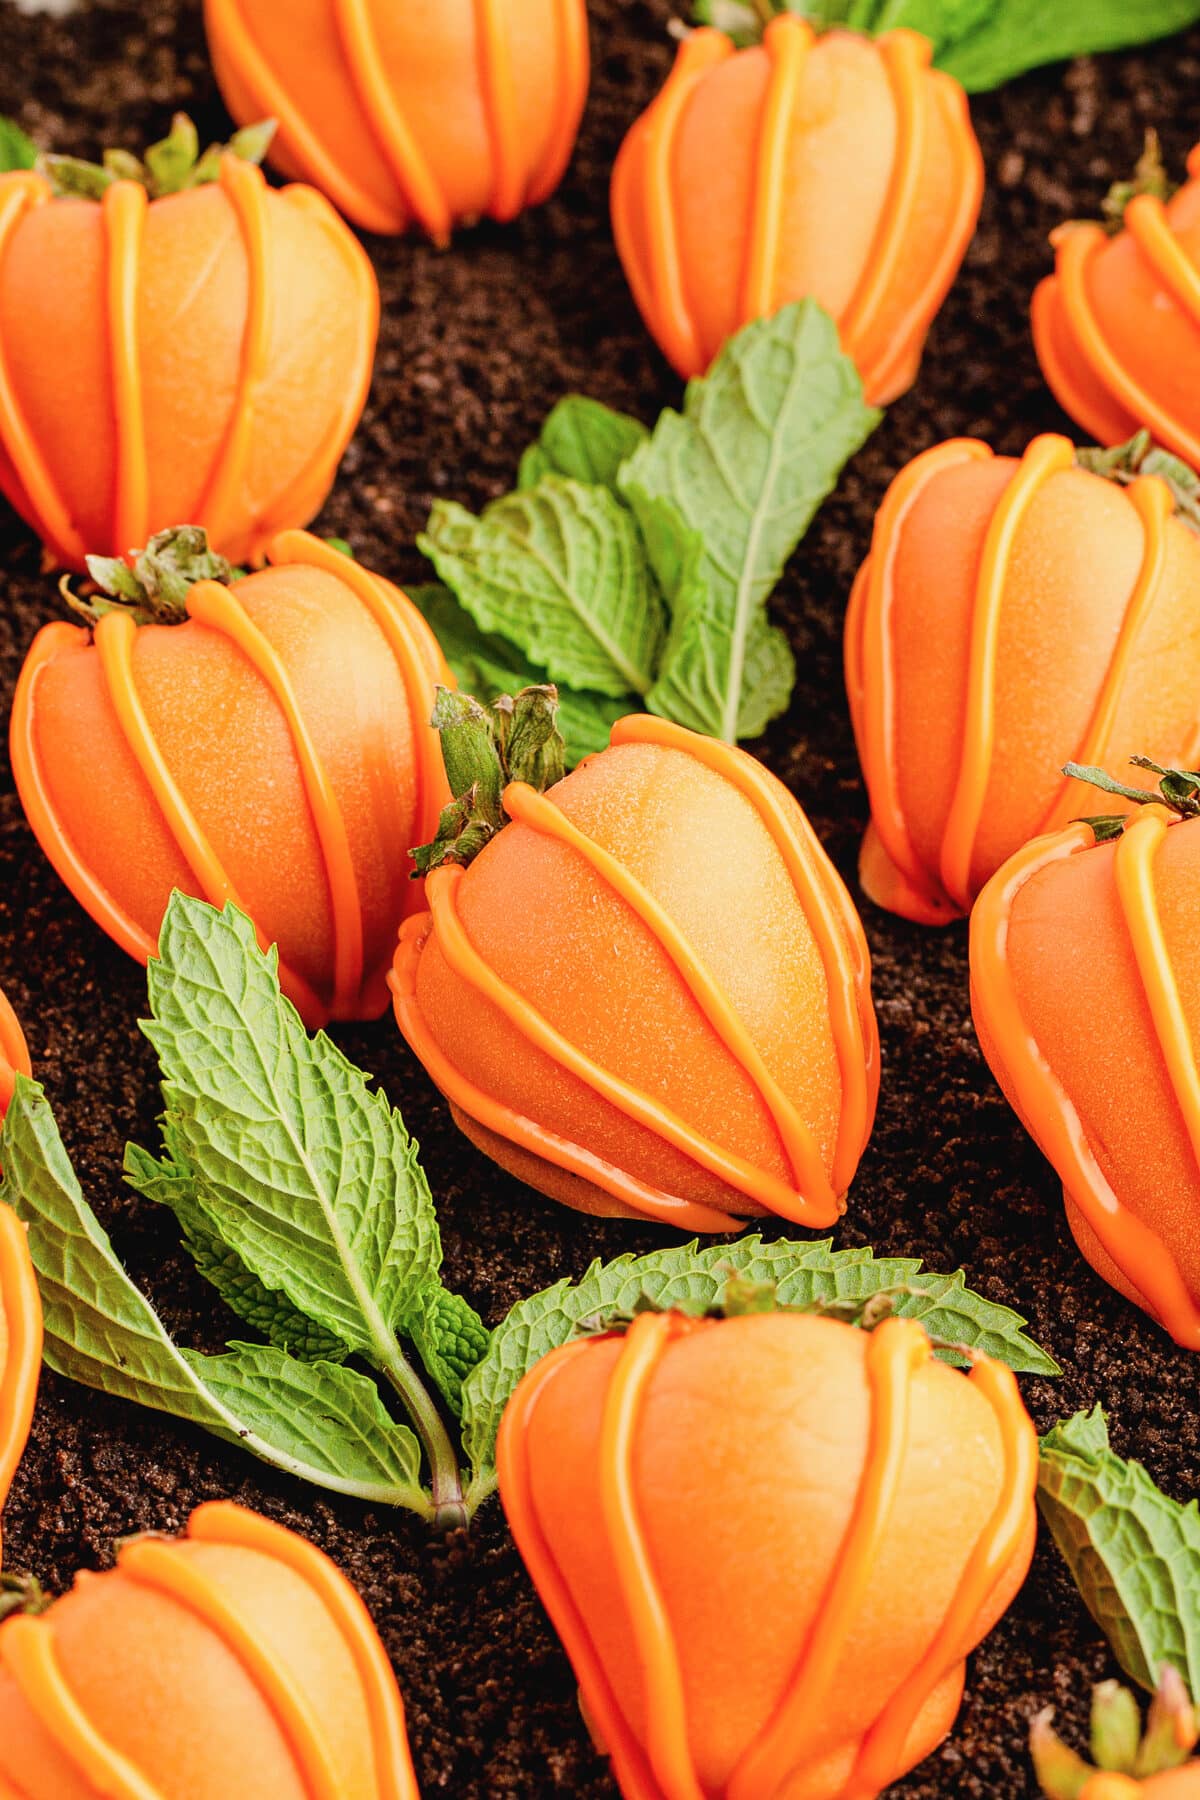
[
  {"left": 186, "top": 578, "right": 365, "bottom": 1018},
  {"left": 728, "top": 1318, "right": 930, "bottom": 1799},
  {"left": 614, "top": 28, "right": 732, "bottom": 376},
  {"left": 503, "top": 778, "right": 836, "bottom": 1224},
  {"left": 473, "top": 0, "right": 523, "bottom": 221},
  {"left": 102, "top": 181, "right": 149, "bottom": 556},
  {"left": 119, "top": 1538, "right": 343, "bottom": 1800},
  {"left": 845, "top": 437, "right": 993, "bottom": 917},
  {"left": 0, "top": 174, "right": 88, "bottom": 567},
  {"left": 844, "top": 1356, "right": 1035, "bottom": 1796},
  {"left": 969, "top": 818, "right": 1200, "bottom": 1347},
  {"left": 1037, "top": 474, "right": 1172, "bottom": 836},
  {"left": 0, "top": 1615, "right": 167, "bottom": 1799},
  {"left": 331, "top": 0, "right": 452, "bottom": 241},
  {"left": 938, "top": 434, "right": 1076, "bottom": 912},
  {"left": 192, "top": 157, "right": 270, "bottom": 548},
  {"left": 187, "top": 1502, "right": 420, "bottom": 1800},
  {"left": 0, "top": 1203, "right": 41, "bottom": 1568},
  {"left": 739, "top": 17, "right": 811, "bottom": 326},
  {"left": 526, "top": 0, "right": 590, "bottom": 209},
  {"left": 1052, "top": 220, "right": 1200, "bottom": 469},
  {"left": 611, "top": 715, "right": 877, "bottom": 1195}
]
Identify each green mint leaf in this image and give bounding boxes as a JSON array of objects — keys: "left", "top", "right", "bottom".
[
  {"left": 407, "top": 583, "right": 630, "bottom": 766},
  {"left": 0, "top": 1078, "right": 430, "bottom": 1515},
  {"left": 1039, "top": 1407, "right": 1200, "bottom": 1696},
  {"left": 620, "top": 300, "right": 880, "bottom": 742},
  {"left": 933, "top": 0, "right": 1200, "bottom": 92},
  {"left": 518, "top": 397, "right": 649, "bottom": 496},
  {"left": 407, "top": 1286, "right": 491, "bottom": 1419},
  {"left": 461, "top": 1235, "right": 1056, "bottom": 1491},
  {"left": 124, "top": 1140, "right": 348, "bottom": 1363},
  {"left": 0, "top": 117, "right": 37, "bottom": 172},
  {"left": 140, "top": 894, "right": 442, "bottom": 1371},
  {"left": 418, "top": 476, "right": 666, "bottom": 700}
]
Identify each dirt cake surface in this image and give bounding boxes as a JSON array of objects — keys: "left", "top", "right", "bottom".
[{"left": 0, "top": 1, "right": 1192, "bottom": 1792}]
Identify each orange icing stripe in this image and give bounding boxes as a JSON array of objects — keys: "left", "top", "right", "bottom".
[
  {"left": 92, "top": 608, "right": 326, "bottom": 1022},
  {"left": 1114, "top": 809, "right": 1200, "bottom": 1175},
  {"left": 611, "top": 714, "right": 876, "bottom": 1195},
  {"left": 1126, "top": 192, "right": 1200, "bottom": 326},
  {"left": 103, "top": 181, "right": 150, "bottom": 556},
  {"left": 265, "top": 530, "right": 450, "bottom": 865},
  {"left": 839, "top": 31, "right": 928, "bottom": 377},
  {"left": 192, "top": 158, "right": 271, "bottom": 548},
  {"left": 0, "top": 175, "right": 88, "bottom": 567},
  {"left": 185, "top": 579, "right": 365, "bottom": 1018},
  {"left": 203, "top": 0, "right": 403, "bottom": 236},
  {"left": 424, "top": 864, "right": 806, "bottom": 1218},
  {"left": 728, "top": 1318, "right": 930, "bottom": 1798},
  {"left": 845, "top": 1356, "right": 1036, "bottom": 1795},
  {"left": 0, "top": 1615, "right": 167, "bottom": 1799},
  {"left": 119, "top": 1538, "right": 344, "bottom": 1800},
  {"left": 739, "top": 17, "right": 811, "bottom": 326},
  {"left": 938, "top": 434, "right": 1076, "bottom": 912},
  {"left": 0, "top": 1204, "right": 41, "bottom": 1567},
  {"left": 331, "top": 0, "right": 452, "bottom": 242},
  {"left": 1054, "top": 223, "right": 1200, "bottom": 470},
  {"left": 187, "top": 1502, "right": 420, "bottom": 1800},
  {"left": 502, "top": 779, "right": 837, "bottom": 1224},
  {"left": 1037, "top": 475, "right": 1171, "bottom": 836},
  {"left": 970, "top": 821, "right": 1200, "bottom": 1347},
  {"left": 624, "top": 29, "right": 732, "bottom": 375},
  {"left": 526, "top": 0, "right": 590, "bottom": 208},
  {"left": 389, "top": 920, "right": 740, "bottom": 1235},
  {"left": 474, "top": 0, "right": 523, "bottom": 221},
  {"left": 846, "top": 437, "right": 993, "bottom": 915}
]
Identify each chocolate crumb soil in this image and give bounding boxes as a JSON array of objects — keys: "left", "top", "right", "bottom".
[{"left": 0, "top": 2, "right": 1193, "bottom": 1793}]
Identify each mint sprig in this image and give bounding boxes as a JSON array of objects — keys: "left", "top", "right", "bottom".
[
  {"left": 1039, "top": 1408, "right": 1200, "bottom": 1697},
  {"left": 518, "top": 396, "right": 649, "bottom": 495},
  {"left": 0, "top": 116, "right": 37, "bottom": 173}
]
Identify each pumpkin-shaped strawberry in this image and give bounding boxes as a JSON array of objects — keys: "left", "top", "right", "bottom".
[
  {"left": 844, "top": 432, "right": 1200, "bottom": 924},
  {"left": 204, "top": 0, "right": 590, "bottom": 241},
  {"left": 0, "top": 117, "right": 377, "bottom": 570},
  {"left": 610, "top": 17, "right": 982, "bottom": 402},
  {"left": 0, "top": 1199, "right": 40, "bottom": 1570},
  {"left": 970, "top": 767, "right": 1200, "bottom": 1348},
  {"left": 0, "top": 1500, "right": 419, "bottom": 1798},
  {"left": 391, "top": 690, "right": 878, "bottom": 1235},
  {"left": 498, "top": 1306, "right": 1037, "bottom": 1800},
  {"left": 1032, "top": 1670, "right": 1200, "bottom": 1799},
  {"left": 1033, "top": 141, "right": 1200, "bottom": 470},
  {"left": 11, "top": 528, "right": 450, "bottom": 1029}
]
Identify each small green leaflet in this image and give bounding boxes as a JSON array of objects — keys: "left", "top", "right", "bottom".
[
  {"left": 1039, "top": 1408, "right": 1200, "bottom": 1697},
  {"left": 0, "top": 1078, "right": 431, "bottom": 1516},
  {"left": 407, "top": 1285, "right": 493, "bottom": 1419},
  {"left": 419, "top": 477, "right": 667, "bottom": 700},
  {"left": 460, "top": 1235, "right": 1056, "bottom": 1499},
  {"left": 518, "top": 396, "right": 649, "bottom": 496},
  {"left": 621, "top": 301, "right": 880, "bottom": 742},
  {"left": 406, "top": 582, "right": 629, "bottom": 765},
  {"left": 0, "top": 117, "right": 37, "bottom": 173}
]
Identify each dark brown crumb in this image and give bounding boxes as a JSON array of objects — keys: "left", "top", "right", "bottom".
[{"left": 0, "top": 1, "right": 1195, "bottom": 1793}]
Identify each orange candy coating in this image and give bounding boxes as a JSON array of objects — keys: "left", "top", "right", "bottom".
[
  {"left": 0, "top": 1501, "right": 419, "bottom": 1799},
  {"left": 498, "top": 1309, "right": 1038, "bottom": 1800},
  {"left": 611, "top": 18, "right": 982, "bottom": 403},
  {"left": 391, "top": 715, "right": 878, "bottom": 1235},
  {"left": 205, "top": 0, "right": 590, "bottom": 241},
  {"left": 1033, "top": 145, "right": 1200, "bottom": 469},
  {"left": 1082, "top": 1776, "right": 1200, "bottom": 1798},
  {"left": 0, "top": 992, "right": 38, "bottom": 1569},
  {"left": 0, "top": 158, "right": 377, "bottom": 571},
  {"left": 971, "top": 808, "right": 1200, "bottom": 1349},
  {"left": 11, "top": 533, "right": 451, "bottom": 1029},
  {"left": 845, "top": 432, "right": 1200, "bottom": 924}
]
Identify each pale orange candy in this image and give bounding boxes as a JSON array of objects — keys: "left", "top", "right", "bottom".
[
  {"left": 11, "top": 534, "right": 451, "bottom": 1028},
  {"left": 0, "top": 158, "right": 377, "bottom": 571},
  {"left": 205, "top": 0, "right": 589, "bottom": 240}
]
